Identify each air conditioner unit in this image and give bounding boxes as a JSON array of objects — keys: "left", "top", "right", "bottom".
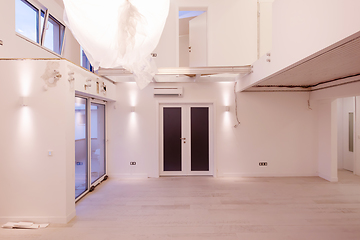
[{"left": 153, "top": 87, "right": 183, "bottom": 96}]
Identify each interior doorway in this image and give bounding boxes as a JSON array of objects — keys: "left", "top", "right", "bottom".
[
  {"left": 179, "top": 10, "right": 207, "bottom": 67},
  {"left": 159, "top": 103, "right": 213, "bottom": 176},
  {"left": 337, "top": 97, "right": 356, "bottom": 172}
]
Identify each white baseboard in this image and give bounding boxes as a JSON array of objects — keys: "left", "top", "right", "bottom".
[
  {"left": 109, "top": 173, "right": 148, "bottom": 179},
  {"left": 66, "top": 210, "right": 76, "bottom": 223},
  {"left": 0, "top": 210, "right": 76, "bottom": 224},
  {"left": 319, "top": 173, "right": 338, "bottom": 182},
  {"left": 221, "top": 172, "right": 318, "bottom": 178}
]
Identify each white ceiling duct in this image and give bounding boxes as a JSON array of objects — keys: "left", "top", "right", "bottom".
[{"left": 62, "top": 0, "right": 170, "bottom": 89}]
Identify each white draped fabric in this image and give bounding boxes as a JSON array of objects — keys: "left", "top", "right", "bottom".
[{"left": 62, "top": 0, "right": 170, "bottom": 89}]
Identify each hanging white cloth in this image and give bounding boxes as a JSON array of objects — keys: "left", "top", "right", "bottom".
[{"left": 62, "top": 0, "right": 170, "bottom": 89}]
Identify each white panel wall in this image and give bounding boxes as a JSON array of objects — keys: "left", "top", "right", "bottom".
[
  {"left": 107, "top": 82, "right": 317, "bottom": 178},
  {"left": 258, "top": 0, "right": 273, "bottom": 58},
  {"left": 271, "top": 0, "right": 360, "bottom": 71},
  {"left": 239, "top": 0, "right": 360, "bottom": 91},
  {"left": 153, "top": 0, "right": 258, "bottom": 68},
  {"left": 0, "top": 0, "right": 80, "bottom": 65}
]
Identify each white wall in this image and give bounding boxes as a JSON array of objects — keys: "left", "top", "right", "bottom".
[
  {"left": 0, "top": 60, "right": 74, "bottom": 223},
  {"left": 153, "top": 0, "right": 258, "bottom": 68},
  {"left": 0, "top": 0, "right": 80, "bottom": 64},
  {"left": 314, "top": 99, "right": 338, "bottom": 182},
  {"left": 108, "top": 82, "right": 317, "bottom": 178},
  {"left": 258, "top": 0, "right": 273, "bottom": 58},
  {"left": 0, "top": 59, "right": 115, "bottom": 223}
]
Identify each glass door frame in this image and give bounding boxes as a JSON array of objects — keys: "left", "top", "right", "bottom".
[
  {"left": 75, "top": 96, "right": 89, "bottom": 200},
  {"left": 159, "top": 102, "right": 214, "bottom": 176},
  {"left": 75, "top": 95, "right": 108, "bottom": 202}
]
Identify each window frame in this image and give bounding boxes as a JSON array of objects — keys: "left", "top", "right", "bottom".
[
  {"left": 42, "top": 13, "right": 66, "bottom": 55},
  {"left": 80, "top": 47, "right": 94, "bottom": 72},
  {"left": 15, "top": 0, "right": 66, "bottom": 56}
]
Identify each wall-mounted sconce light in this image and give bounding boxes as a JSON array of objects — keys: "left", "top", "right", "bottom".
[
  {"left": 21, "top": 97, "right": 28, "bottom": 106},
  {"left": 225, "top": 106, "right": 230, "bottom": 112},
  {"left": 131, "top": 106, "right": 136, "bottom": 112}
]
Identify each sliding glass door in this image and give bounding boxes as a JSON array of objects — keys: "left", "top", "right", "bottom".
[
  {"left": 75, "top": 97, "right": 107, "bottom": 201},
  {"left": 91, "top": 103, "right": 106, "bottom": 184},
  {"left": 75, "top": 97, "right": 88, "bottom": 199}
]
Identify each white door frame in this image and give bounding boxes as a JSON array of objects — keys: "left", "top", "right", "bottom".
[
  {"left": 158, "top": 102, "right": 214, "bottom": 176},
  {"left": 90, "top": 99, "right": 108, "bottom": 186}
]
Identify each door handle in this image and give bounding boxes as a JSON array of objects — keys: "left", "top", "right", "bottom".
[{"left": 180, "top": 138, "right": 186, "bottom": 140}]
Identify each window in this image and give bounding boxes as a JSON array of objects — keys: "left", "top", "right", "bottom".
[
  {"left": 15, "top": 0, "right": 65, "bottom": 55},
  {"left": 81, "top": 47, "right": 94, "bottom": 72},
  {"left": 43, "top": 14, "right": 65, "bottom": 54},
  {"left": 15, "top": 0, "right": 41, "bottom": 43}
]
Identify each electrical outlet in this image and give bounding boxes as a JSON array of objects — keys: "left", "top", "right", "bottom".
[
  {"left": 259, "top": 162, "right": 268, "bottom": 166},
  {"left": 130, "top": 162, "right": 136, "bottom": 165}
]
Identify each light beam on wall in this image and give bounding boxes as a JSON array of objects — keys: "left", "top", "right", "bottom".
[
  {"left": 19, "top": 61, "right": 34, "bottom": 97},
  {"left": 129, "top": 82, "right": 138, "bottom": 108},
  {"left": 219, "top": 82, "right": 232, "bottom": 106},
  {"left": 17, "top": 107, "right": 35, "bottom": 152}
]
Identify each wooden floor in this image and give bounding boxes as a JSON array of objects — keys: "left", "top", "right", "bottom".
[{"left": 2, "top": 170, "right": 360, "bottom": 240}]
